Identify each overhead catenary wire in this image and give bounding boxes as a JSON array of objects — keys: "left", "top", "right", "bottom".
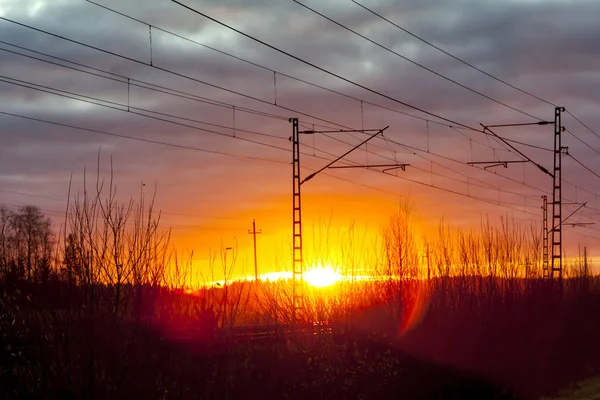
[
  {"left": 0, "top": 202, "right": 231, "bottom": 232},
  {"left": 401, "top": 162, "right": 541, "bottom": 207},
  {"left": 0, "top": 40, "right": 296, "bottom": 123},
  {"left": 0, "top": 189, "right": 244, "bottom": 220},
  {"left": 3, "top": 111, "right": 578, "bottom": 226},
  {"left": 0, "top": 72, "right": 403, "bottom": 172},
  {"left": 2, "top": 105, "right": 548, "bottom": 225},
  {"left": 0, "top": 16, "right": 354, "bottom": 132},
  {"left": 84, "top": 0, "right": 460, "bottom": 129},
  {"left": 0, "top": 110, "right": 289, "bottom": 164},
  {"left": 304, "top": 124, "right": 545, "bottom": 207},
  {"left": 0, "top": 105, "right": 371, "bottom": 174},
  {"left": 565, "top": 128, "right": 600, "bottom": 157},
  {"left": 568, "top": 153, "right": 600, "bottom": 182},
  {"left": 395, "top": 143, "right": 541, "bottom": 202},
  {"left": 0, "top": 189, "right": 65, "bottom": 202},
  {"left": 349, "top": 0, "right": 557, "bottom": 108},
  {"left": 4, "top": 92, "right": 449, "bottom": 211},
  {"left": 8, "top": 29, "right": 385, "bottom": 158},
  {"left": 566, "top": 109, "right": 600, "bottom": 142},
  {"left": 0, "top": 12, "right": 577, "bottom": 169},
  {"left": 79, "top": 0, "right": 446, "bottom": 158},
  {"left": 300, "top": 132, "right": 552, "bottom": 218},
  {"left": 0, "top": 52, "right": 285, "bottom": 140},
  {"left": 292, "top": 0, "right": 544, "bottom": 121},
  {"left": 377, "top": 132, "right": 600, "bottom": 220},
  {"left": 169, "top": 0, "right": 560, "bottom": 190},
  {"left": 5, "top": 8, "right": 598, "bottom": 232},
  {"left": 1, "top": 140, "right": 549, "bottom": 227},
  {"left": 6, "top": 45, "right": 527, "bottom": 198},
  {"left": 0, "top": 16, "right": 529, "bottom": 162},
  {"left": 5, "top": 114, "right": 486, "bottom": 222},
  {"left": 379, "top": 167, "right": 542, "bottom": 218},
  {"left": 0, "top": 76, "right": 298, "bottom": 153},
  {"left": 169, "top": 1, "right": 509, "bottom": 133},
  {"left": 481, "top": 125, "right": 552, "bottom": 177}
]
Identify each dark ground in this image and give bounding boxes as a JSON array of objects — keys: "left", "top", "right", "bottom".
[{"left": 2, "top": 278, "right": 599, "bottom": 399}]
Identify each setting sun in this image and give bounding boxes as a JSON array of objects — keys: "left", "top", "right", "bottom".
[{"left": 304, "top": 265, "right": 342, "bottom": 288}]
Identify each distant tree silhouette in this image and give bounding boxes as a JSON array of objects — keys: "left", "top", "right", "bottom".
[{"left": 0, "top": 205, "right": 53, "bottom": 285}]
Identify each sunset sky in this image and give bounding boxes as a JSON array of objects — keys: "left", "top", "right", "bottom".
[{"left": 1, "top": 0, "right": 600, "bottom": 280}]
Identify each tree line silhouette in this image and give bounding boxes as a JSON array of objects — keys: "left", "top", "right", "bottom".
[{"left": 1, "top": 172, "right": 599, "bottom": 399}]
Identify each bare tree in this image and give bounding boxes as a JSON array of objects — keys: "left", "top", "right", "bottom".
[{"left": 0, "top": 205, "right": 53, "bottom": 284}]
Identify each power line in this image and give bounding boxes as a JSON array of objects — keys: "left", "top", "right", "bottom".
[
  {"left": 0, "top": 15, "right": 538, "bottom": 169},
  {"left": 170, "top": 0, "right": 557, "bottom": 190},
  {"left": 301, "top": 132, "right": 548, "bottom": 217},
  {"left": 399, "top": 147, "right": 541, "bottom": 202},
  {"left": 0, "top": 110, "right": 288, "bottom": 164},
  {"left": 0, "top": 41, "right": 294, "bottom": 123},
  {"left": 1, "top": 102, "right": 371, "bottom": 175},
  {"left": 380, "top": 168, "right": 542, "bottom": 218},
  {"left": 293, "top": 0, "right": 543, "bottom": 121},
  {"left": 0, "top": 16, "right": 355, "bottom": 131},
  {"left": 80, "top": 1, "right": 474, "bottom": 159},
  {"left": 375, "top": 133, "right": 549, "bottom": 196},
  {"left": 2, "top": 115, "right": 544, "bottom": 226},
  {"left": 0, "top": 51, "right": 283, "bottom": 142},
  {"left": 296, "top": 123, "right": 543, "bottom": 207},
  {"left": 349, "top": 0, "right": 557, "bottom": 108},
  {"left": 0, "top": 42, "right": 400, "bottom": 159},
  {"left": 0, "top": 42, "right": 371, "bottom": 158},
  {"left": 566, "top": 109, "right": 600, "bottom": 142},
  {"left": 449, "top": 125, "right": 554, "bottom": 153},
  {"left": 448, "top": 126, "right": 512, "bottom": 155},
  {"left": 315, "top": 167, "right": 541, "bottom": 223},
  {"left": 2, "top": 105, "right": 430, "bottom": 214},
  {"left": 314, "top": 124, "right": 543, "bottom": 205},
  {"left": 83, "top": 0, "right": 455, "bottom": 129},
  {"left": 0, "top": 189, "right": 64, "bottom": 201},
  {"left": 373, "top": 129, "right": 544, "bottom": 202},
  {"left": 376, "top": 131, "right": 600, "bottom": 223},
  {"left": 565, "top": 128, "right": 600, "bottom": 157},
  {"left": 0, "top": 202, "right": 230, "bottom": 231},
  {"left": 0, "top": 10, "right": 568, "bottom": 228},
  {"left": 502, "top": 137, "right": 554, "bottom": 152},
  {"left": 0, "top": 76, "right": 351, "bottom": 165},
  {"left": 403, "top": 162, "right": 541, "bottom": 206},
  {"left": 0, "top": 76, "right": 392, "bottom": 172},
  {"left": 568, "top": 153, "right": 600, "bottom": 181},
  {"left": 0, "top": 189, "right": 243, "bottom": 220},
  {"left": 0, "top": 75, "right": 290, "bottom": 150},
  {"left": 170, "top": 1, "right": 500, "bottom": 132},
  {"left": 3, "top": 67, "right": 482, "bottom": 211}
]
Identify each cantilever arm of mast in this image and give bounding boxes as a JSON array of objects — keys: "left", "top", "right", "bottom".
[
  {"left": 485, "top": 121, "right": 553, "bottom": 128},
  {"left": 480, "top": 123, "right": 553, "bottom": 178},
  {"left": 565, "top": 222, "right": 595, "bottom": 228},
  {"left": 549, "top": 202, "right": 588, "bottom": 233},
  {"left": 298, "top": 128, "right": 382, "bottom": 134},
  {"left": 328, "top": 163, "right": 410, "bottom": 172},
  {"left": 300, "top": 126, "right": 389, "bottom": 184},
  {"left": 467, "top": 160, "right": 528, "bottom": 170}
]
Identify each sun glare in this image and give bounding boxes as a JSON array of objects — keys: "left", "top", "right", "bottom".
[{"left": 304, "top": 265, "right": 341, "bottom": 288}]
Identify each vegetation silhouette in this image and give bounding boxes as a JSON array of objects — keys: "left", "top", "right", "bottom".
[{"left": 1, "top": 171, "right": 599, "bottom": 399}]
